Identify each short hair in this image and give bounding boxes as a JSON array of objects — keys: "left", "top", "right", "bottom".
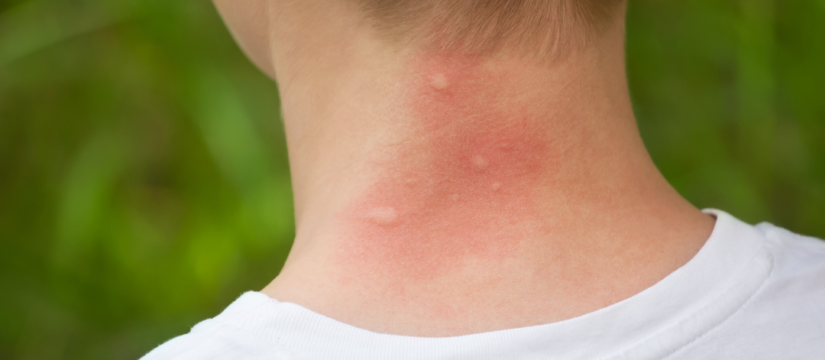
[{"left": 359, "top": 0, "right": 624, "bottom": 59}]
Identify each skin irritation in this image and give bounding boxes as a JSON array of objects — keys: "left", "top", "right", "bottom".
[{"left": 335, "top": 53, "right": 558, "bottom": 287}]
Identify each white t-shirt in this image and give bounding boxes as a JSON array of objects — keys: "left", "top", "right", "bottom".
[{"left": 141, "top": 210, "right": 825, "bottom": 359}]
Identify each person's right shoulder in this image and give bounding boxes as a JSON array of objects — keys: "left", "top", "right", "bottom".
[
  {"left": 665, "top": 221, "right": 825, "bottom": 360},
  {"left": 757, "top": 222, "right": 825, "bottom": 280},
  {"left": 751, "top": 222, "right": 825, "bottom": 330}
]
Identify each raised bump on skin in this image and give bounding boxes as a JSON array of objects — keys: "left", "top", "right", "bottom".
[
  {"left": 472, "top": 156, "right": 489, "bottom": 170},
  {"left": 430, "top": 74, "right": 450, "bottom": 90},
  {"left": 366, "top": 207, "right": 398, "bottom": 226}
]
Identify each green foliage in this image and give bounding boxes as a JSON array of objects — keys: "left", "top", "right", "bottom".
[
  {"left": 626, "top": 0, "right": 825, "bottom": 234},
  {"left": 0, "top": 0, "right": 293, "bottom": 358},
  {"left": 0, "top": 0, "right": 823, "bottom": 359}
]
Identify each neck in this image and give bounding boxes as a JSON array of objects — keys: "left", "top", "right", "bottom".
[{"left": 263, "top": 13, "right": 714, "bottom": 336}]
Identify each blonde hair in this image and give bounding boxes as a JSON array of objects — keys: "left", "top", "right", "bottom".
[{"left": 360, "top": 0, "right": 623, "bottom": 59}]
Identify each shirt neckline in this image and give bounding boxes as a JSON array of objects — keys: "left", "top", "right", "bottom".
[{"left": 216, "top": 210, "right": 773, "bottom": 360}]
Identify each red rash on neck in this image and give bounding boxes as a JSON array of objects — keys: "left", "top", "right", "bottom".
[{"left": 335, "top": 53, "right": 555, "bottom": 286}]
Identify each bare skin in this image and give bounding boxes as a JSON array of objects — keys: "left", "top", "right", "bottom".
[{"left": 213, "top": 0, "right": 715, "bottom": 337}]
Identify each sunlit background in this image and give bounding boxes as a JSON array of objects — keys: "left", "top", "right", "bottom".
[{"left": 0, "top": 0, "right": 823, "bottom": 359}]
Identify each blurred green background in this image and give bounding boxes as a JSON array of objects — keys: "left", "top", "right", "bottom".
[{"left": 0, "top": 0, "right": 822, "bottom": 359}]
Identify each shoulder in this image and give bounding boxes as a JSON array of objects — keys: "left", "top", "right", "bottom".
[
  {"left": 140, "top": 320, "right": 293, "bottom": 360},
  {"left": 725, "top": 220, "right": 825, "bottom": 333},
  {"left": 756, "top": 222, "right": 825, "bottom": 285},
  {"left": 140, "top": 293, "right": 299, "bottom": 360},
  {"left": 668, "top": 221, "right": 825, "bottom": 360}
]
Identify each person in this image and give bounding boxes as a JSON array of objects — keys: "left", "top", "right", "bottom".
[{"left": 142, "top": 0, "right": 825, "bottom": 359}]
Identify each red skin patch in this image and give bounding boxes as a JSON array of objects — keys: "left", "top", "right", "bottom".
[{"left": 335, "top": 53, "right": 554, "bottom": 289}]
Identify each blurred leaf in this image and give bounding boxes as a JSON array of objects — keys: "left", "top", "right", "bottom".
[
  {"left": 0, "top": 0, "right": 129, "bottom": 66},
  {"left": 54, "top": 129, "right": 125, "bottom": 268}
]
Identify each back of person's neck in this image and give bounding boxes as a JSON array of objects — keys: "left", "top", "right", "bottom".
[{"left": 263, "top": 15, "right": 714, "bottom": 337}]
